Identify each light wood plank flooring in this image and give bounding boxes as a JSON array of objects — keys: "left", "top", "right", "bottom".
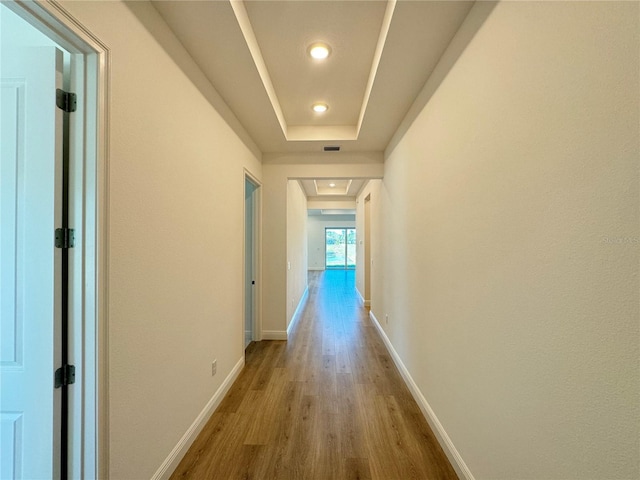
[{"left": 171, "top": 270, "right": 457, "bottom": 479}]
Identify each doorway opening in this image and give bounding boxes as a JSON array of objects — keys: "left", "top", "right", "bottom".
[
  {"left": 0, "top": 2, "right": 107, "bottom": 478},
  {"left": 363, "top": 194, "right": 371, "bottom": 306},
  {"left": 325, "top": 228, "right": 356, "bottom": 269},
  {"left": 244, "top": 173, "right": 261, "bottom": 349}
]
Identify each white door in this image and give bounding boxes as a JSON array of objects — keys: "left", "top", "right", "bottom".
[{"left": 1, "top": 46, "right": 64, "bottom": 480}]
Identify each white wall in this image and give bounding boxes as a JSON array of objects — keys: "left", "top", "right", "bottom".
[
  {"left": 262, "top": 154, "right": 383, "bottom": 336},
  {"left": 57, "top": 2, "right": 262, "bottom": 478},
  {"left": 308, "top": 215, "right": 355, "bottom": 270},
  {"left": 285, "top": 180, "right": 308, "bottom": 330},
  {"left": 374, "top": 2, "right": 639, "bottom": 478}
]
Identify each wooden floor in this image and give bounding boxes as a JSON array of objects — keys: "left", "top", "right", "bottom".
[{"left": 171, "top": 270, "right": 457, "bottom": 480}]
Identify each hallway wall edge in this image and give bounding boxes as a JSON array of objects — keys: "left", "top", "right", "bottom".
[{"left": 287, "top": 286, "right": 309, "bottom": 338}]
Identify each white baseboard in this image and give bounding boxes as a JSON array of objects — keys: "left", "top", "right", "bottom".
[
  {"left": 368, "top": 311, "right": 474, "bottom": 480},
  {"left": 308, "top": 267, "right": 324, "bottom": 271},
  {"left": 263, "top": 287, "right": 311, "bottom": 342},
  {"left": 287, "top": 286, "right": 309, "bottom": 336},
  {"left": 262, "top": 330, "right": 287, "bottom": 340},
  {"left": 151, "top": 356, "right": 245, "bottom": 480},
  {"left": 355, "top": 288, "right": 371, "bottom": 307}
]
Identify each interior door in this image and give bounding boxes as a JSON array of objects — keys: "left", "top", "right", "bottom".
[
  {"left": 244, "top": 179, "right": 255, "bottom": 348},
  {"left": 244, "top": 177, "right": 258, "bottom": 348},
  {"left": 1, "top": 46, "right": 64, "bottom": 480}
]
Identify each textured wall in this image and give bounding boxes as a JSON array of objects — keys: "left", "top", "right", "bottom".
[{"left": 378, "top": 2, "right": 639, "bottom": 478}]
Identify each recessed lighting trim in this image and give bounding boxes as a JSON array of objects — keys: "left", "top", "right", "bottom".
[
  {"left": 308, "top": 42, "right": 331, "bottom": 60},
  {"left": 312, "top": 102, "right": 328, "bottom": 113}
]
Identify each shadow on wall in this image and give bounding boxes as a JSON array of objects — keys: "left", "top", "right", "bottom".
[
  {"left": 386, "top": 1, "right": 498, "bottom": 157},
  {"left": 124, "top": 1, "right": 262, "bottom": 159}
]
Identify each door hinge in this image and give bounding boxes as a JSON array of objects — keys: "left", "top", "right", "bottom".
[
  {"left": 56, "top": 88, "right": 77, "bottom": 113},
  {"left": 55, "top": 228, "right": 75, "bottom": 249},
  {"left": 54, "top": 364, "right": 76, "bottom": 388}
]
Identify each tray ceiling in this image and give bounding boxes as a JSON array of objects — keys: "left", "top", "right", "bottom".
[{"left": 151, "top": 0, "right": 475, "bottom": 154}]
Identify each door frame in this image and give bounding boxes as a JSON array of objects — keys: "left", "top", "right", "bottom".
[
  {"left": 243, "top": 169, "right": 262, "bottom": 349},
  {"left": 363, "top": 194, "right": 371, "bottom": 306},
  {"left": 5, "top": 1, "right": 110, "bottom": 477}
]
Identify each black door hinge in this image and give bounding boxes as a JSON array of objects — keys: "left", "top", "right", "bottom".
[
  {"left": 56, "top": 88, "right": 77, "bottom": 113},
  {"left": 55, "top": 228, "right": 75, "bottom": 249},
  {"left": 54, "top": 364, "right": 76, "bottom": 388}
]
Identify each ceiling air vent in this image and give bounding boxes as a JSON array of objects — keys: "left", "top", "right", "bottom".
[{"left": 324, "top": 146, "right": 340, "bottom": 152}]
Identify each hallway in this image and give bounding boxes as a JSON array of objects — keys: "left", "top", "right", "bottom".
[{"left": 171, "top": 270, "right": 457, "bottom": 479}]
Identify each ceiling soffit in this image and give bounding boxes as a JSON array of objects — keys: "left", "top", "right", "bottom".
[
  {"left": 150, "top": 0, "right": 477, "bottom": 154},
  {"left": 233, "top": 0, "right": 396, "bottom": 142}
]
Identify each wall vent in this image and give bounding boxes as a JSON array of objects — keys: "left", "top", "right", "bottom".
[{"left": 323, "top": 146, "right": 340, "bottom": 152}]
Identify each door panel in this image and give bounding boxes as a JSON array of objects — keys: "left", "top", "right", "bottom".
[
  {"left": 1, "top": 46, "right": 63, "bottom": 480},
  {"left": 244, "top": 179, "right": 255, "bottom": 348},
  {"left": 245, "top": 178, "right": 260, "bottom": 348}
]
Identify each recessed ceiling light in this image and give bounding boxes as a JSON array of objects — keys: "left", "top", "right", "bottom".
[
  {"left": 312, "top": 102, "right": 328, "bottom": 113},
  {"left": 329, "top": 183, "right": 336, "bottom": 187},
  {"left": 308, "top": 43, "right": 331, "bottom": 60}
]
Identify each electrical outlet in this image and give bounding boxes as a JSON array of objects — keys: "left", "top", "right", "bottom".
[{"left": 211, "top": 359, "right": 217, "bottom": 376}]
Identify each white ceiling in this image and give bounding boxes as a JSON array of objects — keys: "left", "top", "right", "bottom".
[{"left": 150, "top": 0, "right": 475, "bottom": 155}]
